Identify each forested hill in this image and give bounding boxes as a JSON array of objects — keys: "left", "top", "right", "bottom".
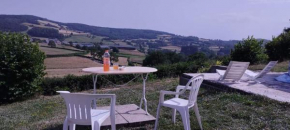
[{"left": 0, "top": 15, "right": 172, "bottom": 39}]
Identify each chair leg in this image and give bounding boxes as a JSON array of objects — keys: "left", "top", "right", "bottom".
[
  {"left": 154, "top": 103, "right": 161, "bottom": 130},
  {"left": 92, "top": 122, "right": 101, "bottom": 130},
  {"left": 63, "top": 118, "right": 68, "bottom": 130},
  {"left": 193, "top": 103, "right": 203, "bottom": 130},
  {"left": 111, "top": 113, "right": 116, "bottom": 130},
  {"left": 69, "top": 123, "right": 75, "bottom": 130},
  {"left": 172, "top": 108, "right": 176, "bottom": 124},
  {"left": 179, "top": 108, "right": 190, "bottom": 130}
]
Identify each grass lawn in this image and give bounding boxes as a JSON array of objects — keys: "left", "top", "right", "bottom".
[
  {"left": 249, "top": 60, "right": 289, "bottom": 72},
  {"left": 1, "top": 78, "right": 290, "bottom": 129},
  {"left": 64, "top": 35, "right": 104, "bottom": 43}
]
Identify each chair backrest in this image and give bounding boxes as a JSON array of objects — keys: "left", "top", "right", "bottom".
[
  {"left": 179, "top": 75, "right": 204, "bottom": 107},
  {"left": 60, "top": 92, "right": 95, "bottom": 125},
  {"left": 222, "top": 61, "right": 250, "bottom": 81},
  {"left": 57, "top": 92, "right": 115, "bottom": 125},
  {"left": 255, "top": 61, "right": 278, "bottom": 78}
]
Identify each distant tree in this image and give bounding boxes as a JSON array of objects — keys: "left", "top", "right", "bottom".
[
  {"left": 27, "top": 27, "right": 64, "bottom": 40},
  {"left": 90, "top": 43, "right": 118, "bottom": 62},
  {"left": 0, "top": 33, "right": 45, "bottom": 103},
  {"left": 231, "top": 36, "right": 268, "bottom": 65},
  {"left": 69, "top": 41, "right": 73, "bottom": 46},
  {"left": 48, "top": 40, "right": 56, "bottom": 48},
  {"left": 81, "top": 46, "right": 88, "bottom": 50},
  {"left": 180, "top": 46, "right": 198, "bottom": 55},
  {"left": 143, "top": 51, "right": 187, "bottom": 66},
  {"left": 265, "top": 30, "right": 290, "bottom": 61},
  {"left": 112, "top": 47, "right": 119, "bottom": 53},
  {"left": 76, "top": 44, "right": 81, "bottom": 49},
  {"left": 188, "top": 52, "right": 207, "bottom": 62},
  {"left": 143, "top": 51, "right": 167, "bottom": 66}
]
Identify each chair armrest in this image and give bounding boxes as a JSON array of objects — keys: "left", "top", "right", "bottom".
[
  {"left": 159, "top": 90, "right": 181, "bottom": 103},
  {"left": 175, "top": 85, "right": 190, "bottom": 98},
  {"left": 92, "top": 94, "right": 116, "bottom": 117}
]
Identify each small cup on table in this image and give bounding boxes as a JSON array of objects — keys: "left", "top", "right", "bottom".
[{"left": 113, "top": 63, "right": 119, "bottom": 70}]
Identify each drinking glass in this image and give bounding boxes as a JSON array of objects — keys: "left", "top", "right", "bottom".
[{"left": 113, "top": 63, "right": 119, "bottom": 70}]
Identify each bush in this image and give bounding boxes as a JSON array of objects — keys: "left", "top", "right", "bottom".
[
  {"left": 41, "top": 74, "right": 139, "bottom": 95},
  {"left": 231, "top": 36, "right": 268, "bottom": 65},
  {"left": 0, "top": 33, "right": 45, "bottom": 103},
  {"left": 155, "top": 62, "right": 199, "bottom": 78}
]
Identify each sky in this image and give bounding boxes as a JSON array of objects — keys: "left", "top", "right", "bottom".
[{"left": 0, "top": 0, "right": 290, "bottom": 40}]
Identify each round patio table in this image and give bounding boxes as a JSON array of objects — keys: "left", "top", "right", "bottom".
[{"left": 82, "top": 66, "right": 157, "bottom": 115}]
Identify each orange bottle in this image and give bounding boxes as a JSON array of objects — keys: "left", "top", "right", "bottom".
[{"left": 103, "top": 50, "right": 110, "bottom": 71}]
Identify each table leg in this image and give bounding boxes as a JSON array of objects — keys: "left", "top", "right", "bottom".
[
  {"left": 93, "top": 74, "right": 98, "bottom": 109},
  {"left": 139, "top": 73, "right": 149, "bottom": 115}
]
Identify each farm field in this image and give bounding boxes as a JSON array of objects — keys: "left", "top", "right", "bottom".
[
  {"left": 44, "top": 56, "right": 102, "bottom": 77},
  {"left": 39, "top": 46, "right": 81, "bottom": 55},
  {"left": 117, "top": 53, "right": 145, "bottom": 64},
  {"left": 119, "top": 49, "right": 145, "bottom": 56},
  {"left": 160, "top": 45, "right": 181, "bottom": 52},
  {"left": 64, "top": 35, "right": 104, "bottom": 43},
  {"left": 39, "top": 43, "right": 83, "bottom": 51},
  {"left": 117, "top": 49, "right": 145, "bottom": 63},
  {"left": 112, "top": 40, "right": 129, "bottom": 46}
]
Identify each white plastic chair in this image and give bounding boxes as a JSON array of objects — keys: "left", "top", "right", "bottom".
[
  {"left": 216, "top": 61, "right": 250, "bottom": 82},
  {"left": 154, "top": 75, "right": 204, "bottom": 130},
  {"left": 244, "top": 61, "right": 278, "bottom": 83},
  {"left": 57, "top": 91, "right": 116, "bottom": 130}
]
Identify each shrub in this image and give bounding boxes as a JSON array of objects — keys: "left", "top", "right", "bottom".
[
  {"left": 41, "top": 74, "right": 138, "bottom": 95},
  {"left": 231, "top": 36, "right": 268, "bottom": 65},
  {"left": 155, "top": 62, "right": 199, "bottom": 78},
  {"left": 0, "top": 32, "right": 45, "bottom": 103}
]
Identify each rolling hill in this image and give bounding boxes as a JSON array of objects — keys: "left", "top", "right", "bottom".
[{"left": 0, "top": 15, "right": 172, "bottom": 40}]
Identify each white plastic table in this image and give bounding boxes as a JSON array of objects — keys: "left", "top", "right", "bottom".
[{"left": 82, "top": 67, "right": 157, "bottom": 115}]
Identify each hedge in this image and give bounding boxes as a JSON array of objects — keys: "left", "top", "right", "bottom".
[{"left": 41, "top": 62, "right": 200, "bottom": 95}]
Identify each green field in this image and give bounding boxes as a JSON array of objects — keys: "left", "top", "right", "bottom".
[
  {"left": 64, "top": 35, "right": 104, "bottom": 43},
  {"left": 117, "top": 53, "right": 145, "bottom": 63},
  {"left": 39, "top": 46, "right": 84, "bottom": 56}
]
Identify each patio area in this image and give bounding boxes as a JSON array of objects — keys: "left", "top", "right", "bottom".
[
  {"left": 99, "top": 104, "right": 155, "bottom": 128},
  {"left": 186, "top": 72, "right": 290, "bottom": 103}
]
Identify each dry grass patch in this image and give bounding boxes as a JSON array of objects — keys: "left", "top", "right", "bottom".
[
  {"left": 45, "top": 57, "right": 102, "bottom": 77},
  {"left": 45, "top": 57, "right": 101, "bottom": 69}
]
